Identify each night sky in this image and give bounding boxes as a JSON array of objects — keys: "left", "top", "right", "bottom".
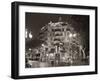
[{"left": 25, "top": 12, "right": 89, "bottom": 52}]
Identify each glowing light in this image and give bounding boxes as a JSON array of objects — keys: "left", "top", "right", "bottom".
[
  {"left": 29, "top": 32, "right": 33, "bottom": 39},
  {"left": 73, "top": 33, "right": 77, "bottom": 37},
  {"left": 46, "top": 54, "right": 49, "bottom": 56},
  {"left": 69, "top": 33, "right": 73, "bottom": 38},
  {"left": 29, "top": 48, "right": 31, "bottom": 51},
  {"left": 41, "top": 44, "right": 44, "bottom": 47}
]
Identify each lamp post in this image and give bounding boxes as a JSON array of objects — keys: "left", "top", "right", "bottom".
[
  {"left": 68, "top": 33, "right": 77, "bottom": 65},
  {"left": 29, "top": 32, "right": 33, "bottom": 39},
  {"left": 41, "top": 44, "right": 46, "bottom": 62},
  {"left": 25, "top": 29, "right": 33, "bottom": 40}
]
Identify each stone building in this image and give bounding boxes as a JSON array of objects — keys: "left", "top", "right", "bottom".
[{"left": 37, "top": 20, "right": 85, "bottom": 66}]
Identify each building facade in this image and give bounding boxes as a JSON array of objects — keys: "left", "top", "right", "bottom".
[{"left": 36, "top": 21, "right": 85, "bottom": 66}]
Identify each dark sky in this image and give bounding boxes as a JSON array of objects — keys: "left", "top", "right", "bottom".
[{"left": 25, "top": 12, "right": 89, "bottom": 50}]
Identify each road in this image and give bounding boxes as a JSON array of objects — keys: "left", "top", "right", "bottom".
[
  {"left": 29, "top": 61, "right": 51, "bottom": 68},
  {"left": 28, "top": 58, "right": 89, "bottom": 68}
]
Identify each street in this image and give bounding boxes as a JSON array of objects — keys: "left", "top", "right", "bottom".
[
  {"left": 27, "top": 58, "right": 89, "bottom": 68},
  {"left": 28, "top": 61, "right": 51, "bottom": 68}
]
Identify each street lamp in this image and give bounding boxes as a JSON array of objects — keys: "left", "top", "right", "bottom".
[
  {"left": 25, "top": 29, "right": 33, "bottom": 39},
  {"left": 73, "top": 33, "right": 77, "bottom": 37},
  {"left": 29, "top": 48, "right": 32, "bottom": 51},
  {"left": 68, "top": 33, "right": 77, "bottom": 65},
  {"left": 69, "top": 33, "right": 73, "bottom": 38},
  {"left": 41, "top": 44, "right": 45, "bottom": 47},
  {"left": 69, "top": 33, "right": 77, "bottom": 38},
  {"left": 29, "top": 32, "right": 33, "bottom": 39}
]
